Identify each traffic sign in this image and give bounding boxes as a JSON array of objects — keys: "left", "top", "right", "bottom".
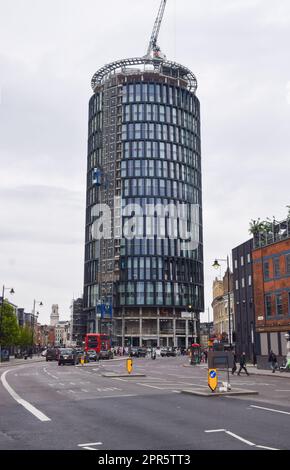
[
  {"left": 208, "top": 368, "right": 218, "bottom": 392},
  {"left": 126, "top": 358, "right": 133, "bottom": 374}
]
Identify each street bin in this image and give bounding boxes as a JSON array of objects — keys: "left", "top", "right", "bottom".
[{"left": 1, "top": 349, "right": 10, "bottom": 362}]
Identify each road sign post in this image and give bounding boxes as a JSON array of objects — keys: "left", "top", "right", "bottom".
[{"left": 208, "top": 368, "right": 218, "bottom": 392}]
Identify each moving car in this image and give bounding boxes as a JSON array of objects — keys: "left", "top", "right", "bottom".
[
  {"left": 46, "top": 348, "right": 59, "bottom": 362},
  {"left": 97, "top": 350, "right": 114, "bottom": 360},
  {"left": 58, "top": 348, "right": 77, "bottom": 366},
  {"left": 129, "top": 347, "right": 147, "bottom": 358},
  {"left": 86, "top": 350, "right": 98, "bottom": 361},
  {"left": 160, "top": 347, "right": 177, "bottom": 357},
  {"left": 137, "top": 347, "right": 147, "bottom": 357}
]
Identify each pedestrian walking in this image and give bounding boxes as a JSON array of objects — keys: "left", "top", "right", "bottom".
[
  {"left": 268, "top": 350, "right": 278, "bottom": 373},
  {"left": 237, "top": 352, "right": 249, "bottom": 376},
  {"left": 204, "top": 350, "right": 208, "bottom": 363},
  {"left": 231, "top": 351, "right": 237, "bottom": 375}
]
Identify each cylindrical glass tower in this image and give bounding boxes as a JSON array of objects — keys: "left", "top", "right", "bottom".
[{"left": 84, "top": 57, "right": 204, "bottom": 348}]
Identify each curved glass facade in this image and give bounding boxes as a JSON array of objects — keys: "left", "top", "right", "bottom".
[
  {"left": 84, "top": 68, "right": 204, "bottom": 346},
  {"left": 118, "top": 81, "right": 203, "bottom": 311}
]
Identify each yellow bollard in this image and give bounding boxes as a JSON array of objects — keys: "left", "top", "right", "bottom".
[{"left": 127, "top": 358, "right": 133, "bottom": 374}]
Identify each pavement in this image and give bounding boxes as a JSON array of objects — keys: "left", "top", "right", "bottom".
[
  {"left": 1, "top": 356, "right": 290, "bottom": 450},
  {"left": 0, "top": 355, "right": 45, "bottom": 367}
]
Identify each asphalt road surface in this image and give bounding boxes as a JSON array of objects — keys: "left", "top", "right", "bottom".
[{"left": 1, "top": 356, "right": 290, "bottom": 450}]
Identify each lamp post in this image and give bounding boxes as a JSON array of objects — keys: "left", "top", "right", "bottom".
[
  {"left": 0, "top": 285, "right": 15, "bottom": 362},
  {"left": 212, "top": 256, "right": 232, "bottom": 349},
  {"left": 32, "top": 300, "right": 43, "bottom": 352}
]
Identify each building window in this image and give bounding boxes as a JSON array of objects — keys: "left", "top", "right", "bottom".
[
  {"left": 235, "top": 280, "right": 238, "bottom": 290},
  {"left": 286, "top": 254, "right": 290, "bottom": 274},
  {"left": 241, "top": 256, "right": 244, "bottom": 266},
  {"left": 241, "top": 278, "right": 245, "bottom": 288},
  {"left": 276, "top": 294, "right": 283, "bottom": 316},
  {"left": 234, "top": 259, "right": 237, "bottom": 269},
  {"left": 274, "top": 258, "right": 280, "bottom": 278},
  {"left": 264, "top": 261, "right": 270, "bottom": 281},
  {"left": 248, "top": 275, "right": 252, "bottom": 286},
  {"left": 265, "top": 294, "right": 272, "bottom": 318},
  {"left": 247, "top": 253, "right": 251, "bottom": 263}
]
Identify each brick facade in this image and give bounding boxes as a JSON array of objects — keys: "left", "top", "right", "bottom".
[{"left": 253, "top": 238, "right": 290, "bottom": 363}]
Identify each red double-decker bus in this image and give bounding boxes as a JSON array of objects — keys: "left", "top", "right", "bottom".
[{"left": 84, "top": 333, "right": 110, "bottom": 353}]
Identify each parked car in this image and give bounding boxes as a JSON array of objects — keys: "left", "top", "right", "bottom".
[
  {"left": 58, "top": 348, "right": 77, "bottom": 366},
  {"left": 97, "top": 350, "right": 114, "bottom": 360},
  {"left": 46, "top": 348, "right": 59, "bottom": 361}
]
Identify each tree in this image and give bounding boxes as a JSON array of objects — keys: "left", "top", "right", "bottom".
[
  {"left": 18, "top": 325, "right": 33, "bottom": 350},
  {"left": 0, "top": 301, "right": 20, "bottom": 348}
]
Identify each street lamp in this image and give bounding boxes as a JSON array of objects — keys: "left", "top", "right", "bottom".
[
  {"left": 212, "top": 256, "right": 232, "bottom": 349},
  {"left": 32, "top": 300, "right": 43, "bottom": 352},
  {"left": 0, "top": 285, "right": 15, "bottom": 362},
  {"left": 188, "top": 304, "right": 194, "bottom": 347}
]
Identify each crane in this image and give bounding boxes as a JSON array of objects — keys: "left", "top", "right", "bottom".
[{"left": 145, "top": 0, "right": 167, "bottom": 60}]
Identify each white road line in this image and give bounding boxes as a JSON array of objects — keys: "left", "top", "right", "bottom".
[
  {"left": 81, "top": 389, "right": 89, "bottom": 393},
  {"left": 205, "top": 429, "right": 225, "bottom": 433},
  {"left": 225, "top": 431, "right": 255, "bottom": 446},
  {"left": 93, "top": 394, "right": 137, "bottom": 399},
  {"left": 78, "top": 442, "right": 102, "bottom": 450},
  {"left": 204, "top": 429, "right": 279, "bottom": 450},
  {"left": 250, "top": 405, "right": 290, "bottom": 416},
  {"left": 256, "top": 445, "right": 278, "bottom": 450},
  {"left": 1, "top": 369, "right": 51, "bottom": 422}
]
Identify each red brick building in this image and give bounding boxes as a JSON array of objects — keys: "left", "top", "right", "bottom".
[{"left": 253, "top": 220, "right": 290, "bottom": 366}]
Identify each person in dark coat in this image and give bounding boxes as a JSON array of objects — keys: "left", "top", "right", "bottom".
[
  {"left": 268, "top": 350, "right": 278, "bottom": 373},
  {"left": 231, "top": 351, "right": 237, "bottom": 375},
  {"left": 237, "top": 352, "right": 249, "bottom": 376}
]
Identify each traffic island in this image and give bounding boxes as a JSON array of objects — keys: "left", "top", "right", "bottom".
[
  {"left": 101, "top": 372, "right": 146, "bottom": 378},
  {"left": 181, "top": 388, "right": 259, "bottom": 397}
]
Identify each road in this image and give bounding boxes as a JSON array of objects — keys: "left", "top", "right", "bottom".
[{"left": 1, "top": 356, "right": 290, "bottom": 450}]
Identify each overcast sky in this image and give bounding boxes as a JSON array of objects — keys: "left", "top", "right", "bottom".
[{"left": 0, "top": 0, "right": 289, "bottom": 324}]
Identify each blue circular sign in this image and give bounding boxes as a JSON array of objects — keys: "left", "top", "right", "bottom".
[{"left": 210, "top": 371, "right": 216, "bottom": 378}]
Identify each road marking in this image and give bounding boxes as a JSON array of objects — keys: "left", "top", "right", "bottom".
[
  {"left": 204, "top": 429, "right": 278, "bottom": 450},
  {"left": 81, "top": 389, "right": 88, "bottom": 393},
  {"left": 1, "top": 369, "right": 51, "bottom": 422},
  {"left": 250, "top": 405, "right": 290, "bottom": 416},
  {"left": 93, "top": 394, "right": 137, "bottom": 399},
  {"left": 78, "top": 441, "right": 102, "bottom": 450},
  {"left": 205, "top": 429, "right": 226, "bottom": 433},
  {"left": 256, "top": 445, "right": 279, "bottom": 450},
  {"left": 225, "top": 431, "right": 255, "bottom": 446},
  {"left": 70, "top": 382, "right": 76, "bottom": 385},
  {"left": 68, "top": 390, "right": 76, "bottom": 394}
]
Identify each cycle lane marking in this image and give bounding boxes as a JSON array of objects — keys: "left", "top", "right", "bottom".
[{"left": 1, "top": 369, "right": 51, "bottom": 422}]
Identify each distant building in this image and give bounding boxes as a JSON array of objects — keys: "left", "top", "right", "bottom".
[
  {"left": 212, "top": 270, "right": 235, "bottom": 346},
  {"left": 199, "top": 321, "right": 214, "bottom": 350},
  {"left": 70, "top": 298, "right": 85, "bottom": 346},
  {"left": 232, "top": 239, "right": 259, "bottom": 361},
  {"left": 50, "top": 304, "right": 59, "bottom": 327},
  {"left": 54, "top": 321, "right": 70, "bottom": 347},
  {"left": 252, "top": 216, "right": 290, "bottom": 368}
]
